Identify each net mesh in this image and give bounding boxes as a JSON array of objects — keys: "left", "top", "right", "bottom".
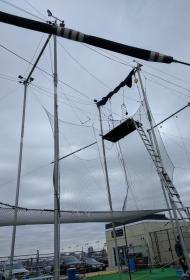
[
  {"left": 1, "top": 89, "right": 175, "bottom": 218},
  {"left": 102, "top": 101, "right": 174, "bottom": 212},
  {"left": 43, "top": 95, "right": 175, "bottom": 212},
  {"left": 0, "top": 99, "right": 173, "bottom": 224},
  {"left": 44, "top": 109, "right": 110, "bottom": 211}
]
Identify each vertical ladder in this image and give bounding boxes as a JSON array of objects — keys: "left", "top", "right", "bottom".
[{"left": 135, "top": 121, "right": 190, "bottom": 232}]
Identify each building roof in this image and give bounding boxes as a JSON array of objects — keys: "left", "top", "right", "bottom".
[{"left": 105, "top": 213, "right": 168, "bottom": 229}]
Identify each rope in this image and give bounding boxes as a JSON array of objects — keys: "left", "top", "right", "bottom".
[
  {"left": 175, "top": 116, "right": 190, "bottom": 166},
  {"left": 92, "top": 124, "right": 106, "bottom": 181},
  {"left": 0, "top": 86, "right": 20, "bottom": 103},
  {"left": 0, "top": 201, "right": 28, "bottom": 210},
  {"left": 0, "top": 43, "right": 92, "bottom": 102},
  {"left": 24, "top": 34, "right": 45, "bottom": 77},
  {"left": 144, "top": 71, "right": 190, "bottom": 94},
  {"left": 51, "top": 141, "right": 97, "bottom": 163},
  {"left": 84, "top": 44, "right": 190, "bottom": 92},
  {"left": 83, "top": 44, "right": 133, "bottom": 68},
  {"left": 105, "top": 103, "right": 131, "bottom": 211},
  {"left": 23, "top": 0, "right": 47, "bottom": 21},
  {"left": 58, "top": 41, "right": 111, "bottom": 90},
  {"left": 0, "top": 0, "right": 46, "bottom": 22}
]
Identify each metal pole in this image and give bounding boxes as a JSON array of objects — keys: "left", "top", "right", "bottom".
[
  {"left": 150, "top": 103, "right": 190, "bottom": 130},
  {"left": 97, "top": 106, "right": 122, "bottom": 276},
  {"left": 36, "top": 249, "right": 40, "bottom": 277},
  {"left": 136, "top": 64, "right": 175, "bottom": 228},
  {"left": 9, "top": 34, "right": 51, "bottom": 279},
  {"left": 51, "top": 141, "right": 97, "bottom": 163},
  {"left": 9, "top": 82, "right": 27, "bottom": 280},
  {"left": 144, "top": 237, "right": 152, "bottom": 272},
  {"left": 123, "top": 225, "right": 132, "bottom": 280},
  {"left": 117, "top": 143, "right": 130, "bottom": 211},
  {"left": 136, "top": 63, "right": 190, "bottom": 271},
  {"left": 166, "top": 229, "right": 174, "bottom": 262},
  {"left": 53, "top": 30, "right": 60, "bottom": 280}
]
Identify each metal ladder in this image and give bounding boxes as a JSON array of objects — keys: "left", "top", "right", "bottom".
[{"left": 134, "top": 120, "right": 190, "bottom": 232}]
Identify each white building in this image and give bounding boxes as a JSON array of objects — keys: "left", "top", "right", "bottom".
[{"left": 105, "top": 214, "right": 190, "bottom": 269}]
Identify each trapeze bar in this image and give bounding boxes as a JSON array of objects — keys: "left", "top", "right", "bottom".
[{"left": 103, "top": 118, "right": 139, "bottom": 143}]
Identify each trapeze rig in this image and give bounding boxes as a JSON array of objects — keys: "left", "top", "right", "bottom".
[{"left": 95, "top": 64, "right": 190, "bottom": 271}]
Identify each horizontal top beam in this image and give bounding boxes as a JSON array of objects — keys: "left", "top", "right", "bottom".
[{"left": 0, "top": 10, "right": 180, "bottom": 65}]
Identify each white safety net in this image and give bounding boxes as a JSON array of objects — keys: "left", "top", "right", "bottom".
[{"left": 0, "top": 207, "right": 165, "bottom": 226}]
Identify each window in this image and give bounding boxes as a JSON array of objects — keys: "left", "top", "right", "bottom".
[{"left": 111, "top": 228, "right": 123, "bottom": 238}]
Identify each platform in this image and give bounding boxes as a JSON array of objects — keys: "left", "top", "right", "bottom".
[{"left": 103, "top": 118, "right": 140, "bottom": 143}]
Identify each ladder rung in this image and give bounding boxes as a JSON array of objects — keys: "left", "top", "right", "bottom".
[
  {"left": 167, "top": 186, "right": 175, "bottom": 190},
  {"left": 153, "top": 158, "right": 161, "bottom": 162},
  {"left": 178, "top": 209, "right": 190, "bottom": 215},
  {"left": 156, "top": 167, "right": 163, "bottom": 170},
  {"left": 139, "top": 132, "right": 147, "bottom": 137},
  {"left": 165, "top": 181, "right": 172, "bottom": 185},
  {"left": 152, "top": 154, "right": 159, "bottom": 157},
  {"left": 171, "top": 193, "right": 179, "bottom": 196},
  {"left": 166, "top": 184, "right": 174, "bottom": 188},
  {"left": 154, "top": 160, "right": 161, "bottom": 163},
  {"left": 144, "top": 142, "right": 152, "bottom": 146},
  {"left": 156, "top": 167, "right": 163, "bottom": 171},
  {"left": 138, "top": 130, "right": 145, "bottom": 134},
  {"left": 138, "top": 125, "right": 188, "bottom": 217},
  {"left": 157, "top": 167, "right": 163, "bottom": 170},
  {"left": 166, "top": 181, "right": 172, "bottom": 184},
  {"left": 154, "top": 161, "right": 161, "bottom": 165},
  {"left": 178, "top": 208, "right": 188, "bottom": 211},
  {"left": 142, "top": 138, "right": 150, "bottom": 142},
  {"left": 147, "top": 148, "right": 155, "bottom": 152}
]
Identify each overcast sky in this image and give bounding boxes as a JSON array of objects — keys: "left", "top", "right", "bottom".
[{"left": 0, "top": 0, "right": 190, "bottom": 257}]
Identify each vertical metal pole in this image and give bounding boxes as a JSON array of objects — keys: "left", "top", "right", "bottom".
[
  {"left": 123, "top": 225, "right": 132, "bottom": 280},
  {"left": 136, "top": 65, "right": 173, "bottom": 221},
  {"left": 155, "top": 232, "right": 162, "bottom": 264},
  {"left": 116, "top": 143, "right": 130, "bottom": 211},
  {"left": 9, "top": 34, "right": 51, "bottom": 280},
  {"left": 97, "top": 106, "right": 122, "bottom": 276},
  {"left": 36, "top": 249, "right": 40, "bottom": 276},
  {"left": 166, "top": 229, "right": 174, "bottom": 262},
  {"left": 136, "top": 65, "right": 175, "bottom": 229},
  {"left": 144, "top": 237, "right": 152, "bottom": 272},
  {"left": 136, "top": 64, "right": 190, "bottom": 271},
  {"left": 53, "top": 31, "right": 60, "bottom": 280},
  {"left": 9, "top": 82, "right": 28, "bottom": 279}
]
